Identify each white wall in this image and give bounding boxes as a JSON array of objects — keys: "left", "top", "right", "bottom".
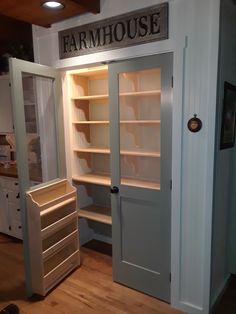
[
  {"left": 211, "top": 0, "right": 236, "bottom": 306},
  {"left": 32, "top": 1, "right": 220, "bottom": 313}
]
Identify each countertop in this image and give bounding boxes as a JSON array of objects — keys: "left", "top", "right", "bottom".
[{"left": 0, "top": 164, "right": 42, "bottom": 182}]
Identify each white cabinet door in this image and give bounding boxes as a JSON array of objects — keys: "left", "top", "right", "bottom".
[
  {"left": 0, "top": 186, "right": 9, "bottom": 234},
  {"left": 0, "top": 76, "right": 13, "bottom": 133}
]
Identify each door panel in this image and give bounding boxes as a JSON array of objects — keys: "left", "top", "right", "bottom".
[
  {"left": 120, "top": 197, "right": 161, "bottom": 271},
  {"left": 109, "top": 53, "right": 173, "bottom": 302},
  {"left": 9, "top": 58, "right": 66, "bottom": 296}
]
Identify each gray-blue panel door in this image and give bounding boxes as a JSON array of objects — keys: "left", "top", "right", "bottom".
[{"left": 109, "top": 53, "right": 173, "bottom": 302}]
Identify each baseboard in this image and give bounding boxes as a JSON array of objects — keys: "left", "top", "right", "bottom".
[
  {"left": 210, "top": 273, "right": 231, "bottom": 312},
  {"left": 93, "top": 232, "right": 112, "bottom": 244}
]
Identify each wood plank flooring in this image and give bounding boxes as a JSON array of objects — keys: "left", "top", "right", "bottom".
[{"left": 0, "top": 234, "right": 183, "bottom": 314}]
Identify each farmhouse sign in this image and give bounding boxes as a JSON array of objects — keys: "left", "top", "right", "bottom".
[{"left": 59, "top": 3, "right": 168, "bottom": 59}]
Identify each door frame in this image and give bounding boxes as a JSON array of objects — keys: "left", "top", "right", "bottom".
[{"left": 9, "top": 58, "right": 66, "bottom": 296}]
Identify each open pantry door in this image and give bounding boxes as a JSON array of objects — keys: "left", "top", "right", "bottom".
[
  {"left": 9, "top": 58, "right": 79, "bottom": 297},
  {"left": 109, "top": 53, "right": 173, "bottom": 302}
]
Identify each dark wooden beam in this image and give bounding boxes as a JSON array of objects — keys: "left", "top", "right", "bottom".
[{"left": 71, "top": 0, "right": 100, "bottom": 14}]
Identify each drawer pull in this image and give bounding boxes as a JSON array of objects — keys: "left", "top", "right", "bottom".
[
  {"left": 18, "top": 226, "right": 22, "bottom": 229},
  {"left": 17, "top": 208, "right": 20, "bottom": 212},
  {"left": 16, "top": 193, "right": 20, "bottom": 199},
  {"left": 14, "top": 182, "right": 19, "bottom": 186}
]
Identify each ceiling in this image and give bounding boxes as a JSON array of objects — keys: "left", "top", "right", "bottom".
[{"left": 0, "top": 0, "right": 100, "bottom": 27}]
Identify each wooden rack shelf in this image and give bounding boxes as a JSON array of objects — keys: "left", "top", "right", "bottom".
[
  {"left": 69, "top": 65, "right": 108, "bottom": 77},
  {"left": 73, "top": 121, "right": 109, "bottom": 124},
  {"left": 73, "top": 173, "right": 160, "bottom": 190},
  {"left": 74, "top": 147, "right": 110, "bottom": 154},
  {"left": 73, "top": 120, "right": 160, "bottom": 125},
  {"left": 122, "top": 178, "right": 160, "bottom": 190},
  {"left": 73, "top": 174, "right": 111, "bottom": 186},
  {"left": 120, "top": 120, "right": 161, "bottom": 124},
  {"left": 72, "top": 95, "right": 108, "bottom": 101},
  {"left": 120, "top": 90, "right": 161, "bottom": 97},
  {"left": 74, "top": 147, "right": 160, "bottom": 157},
  {"left": 26, "top": 179, "right": 80, "bottom": 296},
  {"left": 79, "top": 205, "right": 112, "bottom": 225},
  {"left": 71, "top": 90, "right": 160, "bottom": 101}
]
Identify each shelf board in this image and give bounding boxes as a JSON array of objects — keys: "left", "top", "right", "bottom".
[
  {"left": 72, "top": 120, "right": 160, "bottom": 125},
  {"left": 69, "top": 65, "right": 108, "bottom": 77},
  {"left": 72, "top": 95, "right": 108, "bottom": 101},
  {"left": 121, "top": 150, "right": 160, "bottom": 157},
  {"left": 78, "top": 205, "right": 112, "bottom": 225},
  {"left": 74, "top": 147, "right": 110, "bottom": 154},
  {"left": 73, "top": 147, "right": 160, "bottom": 157},
  {"left": 71, "top": 90, "right": 160, "bottom": 100},
  {"left": 72, "top": 174, "right": 111, "bottom": 186},
  {"left": 122, "top": 178, "right": 160, "bottom": 190},
  {"left": 120, "top": 120, "right": 160, "bottom": 124},
  {"left": 72, "top": 121, "right": 109, "bottom": 124},
  {"left": 72, "top": 173, "right": 160, "bottom": 190},
  {"left": 120, "top": 90, "right": 161, "bottom": 97}
]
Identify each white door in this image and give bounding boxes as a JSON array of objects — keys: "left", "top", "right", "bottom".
[{"left": 9, "top": 58, "right": 66, "bottom": 296}]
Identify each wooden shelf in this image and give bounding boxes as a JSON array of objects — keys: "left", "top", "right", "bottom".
[
  {"left": 73, "top": 121, "right": 109, "bottom": 124},
  {"left": 74, "top": 147, "right": 161, "bottom": 158},
  {"left": 74, "top": 147, "right": 110, "bottom": 154},
  {"left": 72, "top": 95, "right": 108, "bottom": 101},
  {"left": 69, "top": 65, "right": 108, "bottom": 77},
  {"left": 79, "top": 205, "right": 112, "bottom": 225},
  {"left": 121, "top": 150, "right": 160, "bottom": 157},
  {"left": 120, "top": 120, "right": 160, "bottom": 124},
  {"left": 72, "top": 120, "right": 160, "bottom": 125},
  {"left": 122, "top": 178, "right": 160, "bottom": 190},
  {"left": 72, "top": 174, "right": 111, "bottom": 186},
  {"left": 72, "top": 90, "right": 160, "bottom": 100},
  {"left": 120, "top": 90, "right": 160, "bottom": 97},
  {"left": 73, "top": 147, "right": 160, "bottom": 157},
  {"left": 72, "top": 173, "right": 160, "bottom": 190}
]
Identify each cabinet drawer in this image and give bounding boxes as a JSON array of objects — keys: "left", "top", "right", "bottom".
[
  {"left": 4, "top": 178, "right": 19, "bottom": 190},
  {"left": 43, "top": 238, "right": 78, "bottom": 275},
  {"left": 44, "top": 250, "right": 79, "bottom": 295},
  {"left": 11, "top": 219, "right": 22, "bottom": 239},
  {"left": 9, "top": 202, "right": 21, "bottom": 220},
  {"left": 8, "top": 190, "right": 20, "bottom": 203}
]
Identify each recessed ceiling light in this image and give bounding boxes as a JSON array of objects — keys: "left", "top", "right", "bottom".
[{"left": 42, "top": 1, "right": 65, "bottom": 9}]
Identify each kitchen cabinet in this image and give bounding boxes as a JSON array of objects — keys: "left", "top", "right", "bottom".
[
  {"left": 0, "top": 76, "right": 13, "bottom": 133},
  {"left": 0, "top": 176, "right": 22, "bottom": 239}
]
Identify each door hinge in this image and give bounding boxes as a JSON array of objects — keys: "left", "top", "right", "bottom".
[
  {"left": 171, "top": 76, "right": 173, "bottom": 88},
  {"left": 169, "top": 272, "right": 171, "bottom": 282},
  {"left": 170, "top": 180, "right": 172, "bottom": 190}
]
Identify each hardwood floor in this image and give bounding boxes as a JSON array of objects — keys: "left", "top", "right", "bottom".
[{"left": 0, "top": 234, "right": 183, "bottom": 314}]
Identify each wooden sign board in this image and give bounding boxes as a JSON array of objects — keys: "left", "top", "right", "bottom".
[{"left": 59, "top": 3, "right": 168, "bottom": 59}]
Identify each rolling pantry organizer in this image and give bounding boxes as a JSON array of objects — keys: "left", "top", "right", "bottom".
[{"left": 26, "top": 179, "right": 80, "bottom": 296}]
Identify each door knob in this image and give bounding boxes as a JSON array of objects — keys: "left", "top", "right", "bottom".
[{"left": 110, "top": 186, "right": 119, "bottom": 194}]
